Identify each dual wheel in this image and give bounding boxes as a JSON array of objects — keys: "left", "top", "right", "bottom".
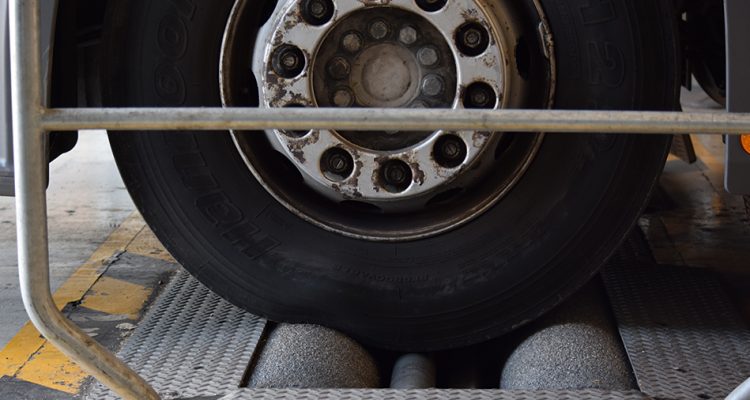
[{"left": 102, "top": 0, "right": 679, "bottom": 350}]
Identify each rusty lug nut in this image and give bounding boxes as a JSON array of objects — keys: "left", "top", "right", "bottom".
[
  {"left": 341, "top": 32, "right": 363, "bottom": 53},
  {"left": 417, "top": 46, "right": 439, "bottom": 66},
  {"left": 399, "top": 26, "right": 418, "bottom": 45},
  {"left": 369, "top": 20, "right": 390, "bottom": 40},
  {"left": 421, "top": 74, "right": 444, "bottom": 97},
  {"left": 434, "top": 135, "right": 467, "bottom": 168},
  {"left": 272, "top": 45, "right": 305, "bottom": 78},
  {"left": 327, "top": 57, "right": 351, "bottom": 80},
  {"left": 471, "top": 89, "right": 489, "bottom": 105},
  {"left": 456, "top": 22, "right": 489, "bottom": 56},
  {"left": 463, "top": 29, "right": 482, "bottom": 48},
  {"left": 301, "top": 0, "right": 334, "bottom": 26},
  {"left": 380, "top": 160, "right": 412, "bottom": 192},
  {"left": 321, "top": 148, "right": 354, "bottom": 181},
  {"left": 463, "top": 81, "right": 496, "bottom": 109},
  {"left": 441, "top": 140, "right": 462, "bottom": 159},
  {"left": 332, "top": 88, "right": 354, "bottom": 107}
]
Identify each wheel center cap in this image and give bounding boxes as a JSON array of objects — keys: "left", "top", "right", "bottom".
[{"left": 353, "top": 44, "right": 419, "bottom": 107}]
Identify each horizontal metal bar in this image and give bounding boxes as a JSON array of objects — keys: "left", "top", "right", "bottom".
[{"left": 41, "top": 107, "right": 750, "bottom": 134}]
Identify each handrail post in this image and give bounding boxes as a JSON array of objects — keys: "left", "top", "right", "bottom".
[{"left": 9, "top": 0, "right": 159, "bottom": 398}]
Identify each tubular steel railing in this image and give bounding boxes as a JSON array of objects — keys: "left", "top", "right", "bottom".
[{"left": 9, "top": 0, "right": 750, "bottom": 399}]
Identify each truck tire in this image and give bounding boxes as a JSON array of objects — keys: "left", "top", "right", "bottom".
[{"left": 102, "top": 0, "right": 679, "bottom": 350}]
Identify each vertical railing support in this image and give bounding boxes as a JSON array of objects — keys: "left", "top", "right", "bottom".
[{"left": 9, "top": 0, "right": 159, "bottom": 398}]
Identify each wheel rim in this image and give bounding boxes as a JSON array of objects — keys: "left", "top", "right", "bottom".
[{"left": 220, "top": 0, "right": 555, "bottom": 241}]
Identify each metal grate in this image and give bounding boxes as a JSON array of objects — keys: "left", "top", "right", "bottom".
[
  {"left": 86, "top": 270, "right": 267, "bottom": 399},
  {"left": 218, "top": 389, "right": 649, "bottom": 400},
  {"left": 603, "top": 233, "right": 750, "bottom": 399}
]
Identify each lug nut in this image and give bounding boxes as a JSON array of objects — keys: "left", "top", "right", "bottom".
[
  {"left": 327, "top": 57, "right": 351, "bottom": 80},
  {"left": 455, "top": 22, "right": 489, "bottom": 56},
  {"left": 421, "top": 74, "right": 444, "bottom": 97},
  {"left": 379, "top": 159, "right": 413, "bottom": 193},
  {"left": 341, "top": 32, "right": 363, "bottom": 53},
  {"left": 369, "top": 19, "right": 390, "bottom": 40},
  {"left": 417, "top": 46, "right": 439, "bottom": 66},
  {"left": 332, "top": 88, "right": 354, "bottom": 107},
  {"left": 321, "top": 147, "right": 354, "bottom": 181},
  {"left": 463, "top": 81, "right": 496, "bottom": 109},
  {"left": 463, "top": 30, "right": 482, "bottom": 47},
  {"left": 416, "top": 0, "right": 448, "bottom": 12},
  {"left": 433, "top": 134, "right": 467, "bottom": 168},
  {"left": 398, "top": 26, "right": 418, "bottom": 45},
  {"left": 271, "top": 45, "right": 305, "bottom": 78},
  {"left": 301, "top": 0, "right": 334, "bottom": 26}
]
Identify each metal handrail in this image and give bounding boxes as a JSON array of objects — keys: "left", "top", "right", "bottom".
[
  {"left": 10, "top": 0, "right": 158, "bottom": 398},
  {"left": 40, "top": 107, "right": 750, "bottom": 134},
  {"left": 9, "top": 0, "right": 750, "bottom": 399}
]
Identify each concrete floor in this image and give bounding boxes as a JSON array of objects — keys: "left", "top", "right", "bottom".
[{"left": 0, "top": 132, "right": 135, "bottom": 348}]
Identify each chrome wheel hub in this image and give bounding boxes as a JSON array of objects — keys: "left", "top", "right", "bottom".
[
  {"left": 252, "top": 0, "right": 506, "bottom": 210},
  {"left": 222, "top": 0, "right": 553, "bottom": 240}
]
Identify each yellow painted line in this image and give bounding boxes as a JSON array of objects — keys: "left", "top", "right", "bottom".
[
  {"left": 126, "top": 226, "right": 175, "bottom": 263},
  {"left": 14, "top": 342, "right": 89, "bottom": 394},
  {"left": 53, "top": 213, "right": 147, "bottom": 308},
  {"left": 0, "top": 212, "right": 146, "bottom": 383},
  {"left": 15, "top": 276, "right": 153, "bottom": 394},
  {"left": 80, "top": 276, "right": 152, "bottom": 319}
]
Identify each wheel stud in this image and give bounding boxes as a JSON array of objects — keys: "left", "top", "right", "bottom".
[
  {"left": 332, "top": 88, "right": 355, "bottom": 107},
  {"left": 463, "top": 82, "right": 496, "bottom": 109},
  {"left": 417, "top": 46, "right": 439, "bottom": 66},
  {"left": 369, "top": 19, "right": 390, "bottom": 40},
  {"left": 327, "top": 57, "right": 351, "bottom": 80},
  {"left": 272, "top": 45, "right": 305, "bottom": 78},
  {"left": 341, "top": 32, "right": 363, "bottom": 53},
  {"left": 301, "top": 0, "right": 334, "bottom": 26},
  {"left": 379, "top": 160, "right": 412, "bottom": 193},
  {"left": 433, "top": 134, "right": 467, "bottom": 168},
  {"left": 398, "top": 26, "right": 418, "bottom": 45},
  {"left": 455, "top": 22, "right": 489, "bottom": 56},
  {"left": 321, "top": 148, "right": 354, "bottom": 181},
  {"left": 416, "top": 0, "right": 448, "bottom": 12},
  {"left": 421, "top": 74, "right": 444, "bottom": 97}
]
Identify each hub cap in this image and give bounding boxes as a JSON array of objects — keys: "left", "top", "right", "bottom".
[{"left": 222, "top": 0, "right": 553, "bottom": 240}]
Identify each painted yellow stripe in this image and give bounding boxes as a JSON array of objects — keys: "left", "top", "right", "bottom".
[
  {"left": 80, "top": 276, "right": 152, "bottom": 319},
  {"left": 52, "top": 213, "right": 147, "bottom": 308},
  {"left": 0, "top": 211, "right": 148, "bottom": 391},
  {"left": 13, "top": 342, "right": 90, "bottom": 394},
  {"left": 15, "top": 276, "right": 153, "bottom": 394},
  {"left": 126, "top": 226, "right": 175, "bottom": 263}
]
